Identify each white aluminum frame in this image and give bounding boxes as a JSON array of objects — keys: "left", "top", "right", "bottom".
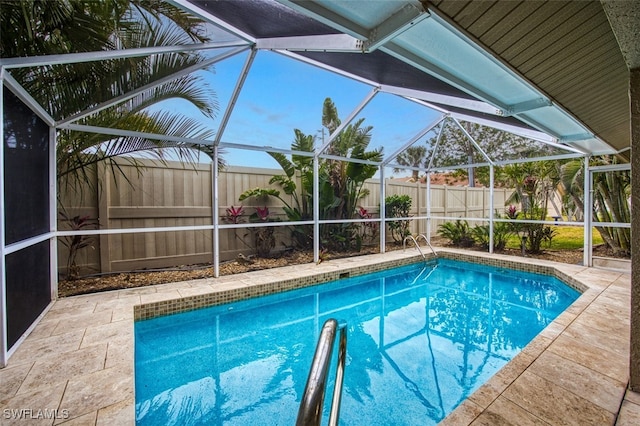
[
  {"left": 0, "top": 68, "right": 6, "bottom": 367},
  {"left": 584, "top": 162, "right": 631, "bottom": 267},
  {"left": 0, "top": 0, "right": 628, "bottom": 367},
  {"left": 0, "top": 75, "right": 59, "bottom": 367}
]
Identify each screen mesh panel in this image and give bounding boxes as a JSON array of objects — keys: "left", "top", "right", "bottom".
[
  {"left": 3, "top": 87, "right": 51, "bottom": 349},
  {"left": 6, "top": 242, "right": 51, "bottom": 348},
  {"left": 3, "top": 87, "right": 50, "bottom": 244}
]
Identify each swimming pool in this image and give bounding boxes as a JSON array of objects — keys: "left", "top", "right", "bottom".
[{"left": 134, "top": 258, "right": 579, "bottom": 425}]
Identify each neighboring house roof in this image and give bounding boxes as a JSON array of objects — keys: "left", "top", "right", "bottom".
[{"left": 394, "top": 173, "right": 483, "bottom": 187}]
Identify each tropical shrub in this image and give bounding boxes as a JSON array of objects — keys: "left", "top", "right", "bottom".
[
  {"left": 59, "top": 212, "right": 98, "bottom": 279},
  {"left": 507, "top": 206, "right": 556, "bottom": 253},
  {"left": 438, "top": 220, "right": 474, "bottom": 247},
  {"left": 249, "top": 207, "right": 276, "bottom": 257},
  {"left": 223, "top": 205, "right": 245, "bottom": 224},
  {"left": 471, "top": 217, "right": 513, "bottom": 251},
  {"left": 238, "top": 98, "right": 382, "bottom": 253},
  {"left": 503, "top": 163, "right": 559, "bottom": 253},
  {"left": 560, "top": 156, "right": 630, "bottom": 256},
  {"left": 385, "top": 195, "right": 412, "bottom": 244},
  {"left": 239, "top": 186, "right": 312, "bottom": 250},
  {"left": 356, "top": 207, "right": 379, "bottom": 245}
]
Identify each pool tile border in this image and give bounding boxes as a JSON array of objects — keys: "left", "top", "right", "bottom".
[
  {"left": 134, "top": 254, "right": 425, "bottom": 320},
  {"left": 438, "top": 250, "right": 588, "bottom": 293},
  {"left": 134, "top": 250, "right": 586, "bottom": 321}
]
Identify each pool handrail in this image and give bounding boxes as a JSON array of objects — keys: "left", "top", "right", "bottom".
[
  {"left": 296, "top": 318, "right": 348, "bottom": 426},
  {"left": 416, "top": 233, "right": 438, "bottom": 257},
  {"left": 403, "top": 234, "right": 437, "bottom": 259}
]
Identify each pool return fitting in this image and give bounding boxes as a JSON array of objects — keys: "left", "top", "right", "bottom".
[{"left": 296, "top": 318, "right": 348, "bottom": 426}]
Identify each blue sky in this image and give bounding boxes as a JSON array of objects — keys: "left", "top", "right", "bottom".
[{"left": 160, "top": 48, "right": 443, "bottom": 172}]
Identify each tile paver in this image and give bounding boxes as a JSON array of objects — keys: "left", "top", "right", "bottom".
[
  {"left": 0, "top": 249, "right": 637, "bottom": 425},
  {"left": 502, "top": 371, "right": 616, "bottom": 425},
  {"left": 527, "top": 351, "right": 626, "bottom": 414},
  {"left": 18, "top": 344, "right": 108, "bottom": 395},
  {"left": 471, "top": 396, "right": 547, "bottom": 426},
  {"left": 547, "top": 333, "right": 629, "bottom": 384}
]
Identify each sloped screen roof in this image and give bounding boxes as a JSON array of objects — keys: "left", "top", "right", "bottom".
[
  {"left": 186, "top": 0, "right": 630, "bottom": 157},
  {"left": 430, "top": 0, "right": 630, "bottom": 154},
  {"left": 194, "top": 0, "right": 339, "bottom": 38}
]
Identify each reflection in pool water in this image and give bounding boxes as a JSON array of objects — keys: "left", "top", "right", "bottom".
[{"left": 135, "top": 259, "right": 579, "bottom": 425}]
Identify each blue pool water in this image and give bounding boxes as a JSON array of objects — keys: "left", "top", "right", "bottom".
[{"left": 135, "top": 259, "right": 579, "bottom": 425}]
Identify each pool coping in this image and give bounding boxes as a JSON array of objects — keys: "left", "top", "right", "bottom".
[
  {"left": 0, "top": 248, "right": 637, "bottom": 424},
  {"left": 133, "top": 250, "right": 588, "bottom": 321},
  {"left": 133, "top": 251, "right": 425, "bottom": 321}
]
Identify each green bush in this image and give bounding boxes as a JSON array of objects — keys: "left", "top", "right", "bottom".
[
  {"left": 510, "top": 206, "right": 557, "bottom": 253},
  {"left": 437, "top": 220, "right": 474, "bottom": 247},
  {"left": 385, "top": 194, "right": 412, "bottom": 244},
  {"left": 471, "top": 221, "right": 512, "bottom": 251}
]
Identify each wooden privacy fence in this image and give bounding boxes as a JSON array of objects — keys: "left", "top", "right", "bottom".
[{"left": 58, "top": 159, "right": 511, "bottom": 275}]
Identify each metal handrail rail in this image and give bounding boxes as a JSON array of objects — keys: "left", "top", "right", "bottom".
[
  {"left": 403, "top": 234, "right": 437, "bottom": 260},
  {"left": 403, "top": 235, "right": 426, "bottom": 259},
  {"left": 296, "top": 319, "right": 347, "bottom": 426},
  {"left": 416, "top": 233, "right": 438, "bottom": 257}
]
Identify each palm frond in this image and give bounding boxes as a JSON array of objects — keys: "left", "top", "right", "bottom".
[
  {"left": 268, "top": 152, "right": 296, "bottom": 178},
  {"left": 130, "top": 0, "right": 211, "bottom": 43},
  {"left": 59, "top": 110, "right": 215, "bottom": 179},
  {"left": 124, "top": 76, "right": 218, "bottom": 119},
  {"left": 143, "top": 110, "right": 216, "bottom": 140}
]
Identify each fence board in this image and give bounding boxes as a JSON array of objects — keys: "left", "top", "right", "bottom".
[
  {"left": 109, "top": 206, "right": 211, "bottom": 219},
  {"left": 58, "top": 160, "right": 513, "bottom": 275}
]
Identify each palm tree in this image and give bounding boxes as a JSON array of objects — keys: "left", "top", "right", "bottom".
[
  {"left": 1, "top": 0, "right": 221, "bottom": 192},
  {"left": 321, "top": 98, "right": 383, "bottom": 222},
  {"left": 240, "top": 98, "right": 383, "bottom": 252},
  {"left": 393, "top": 146, "right": 427, "bottom": 181},
  {"left": 502, "top": 161, "right": 559, "bottom": 253}
]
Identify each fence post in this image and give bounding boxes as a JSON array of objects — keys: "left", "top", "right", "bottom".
[
  {"left": 443, "top": 185, "right": 448, "bottom": 218},
  {"left": 483, "top": 186, "right": 486, "bottom": 218},
  {"left": 98, "top": 162, "right": 111, "bottom": 273},
  {"left": 465, "top": 186, "right": 469, "bottom": 218}
]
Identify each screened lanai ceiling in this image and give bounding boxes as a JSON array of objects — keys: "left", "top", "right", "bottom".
[
  {"left": 177, "top": 0, "right": 631, "bottom": 157},
  {"left": 1, "top": 0, "right": 632, "bottom": 164}
]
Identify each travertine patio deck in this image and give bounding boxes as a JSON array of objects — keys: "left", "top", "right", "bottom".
[{"left": 1, "top": 249, "right": 639, "bottom": 425}]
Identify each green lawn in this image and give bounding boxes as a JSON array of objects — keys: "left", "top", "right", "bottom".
[{"left": 505, "top": 226, "right": 604, "bottom": 250}]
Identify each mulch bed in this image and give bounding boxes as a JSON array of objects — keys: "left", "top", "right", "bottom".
[
  {"left": 57, "top": 243, "right": 620, "bottom": 298},
  {"left": 58, "top": 250, "right": 314, "bottom": 297}
]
